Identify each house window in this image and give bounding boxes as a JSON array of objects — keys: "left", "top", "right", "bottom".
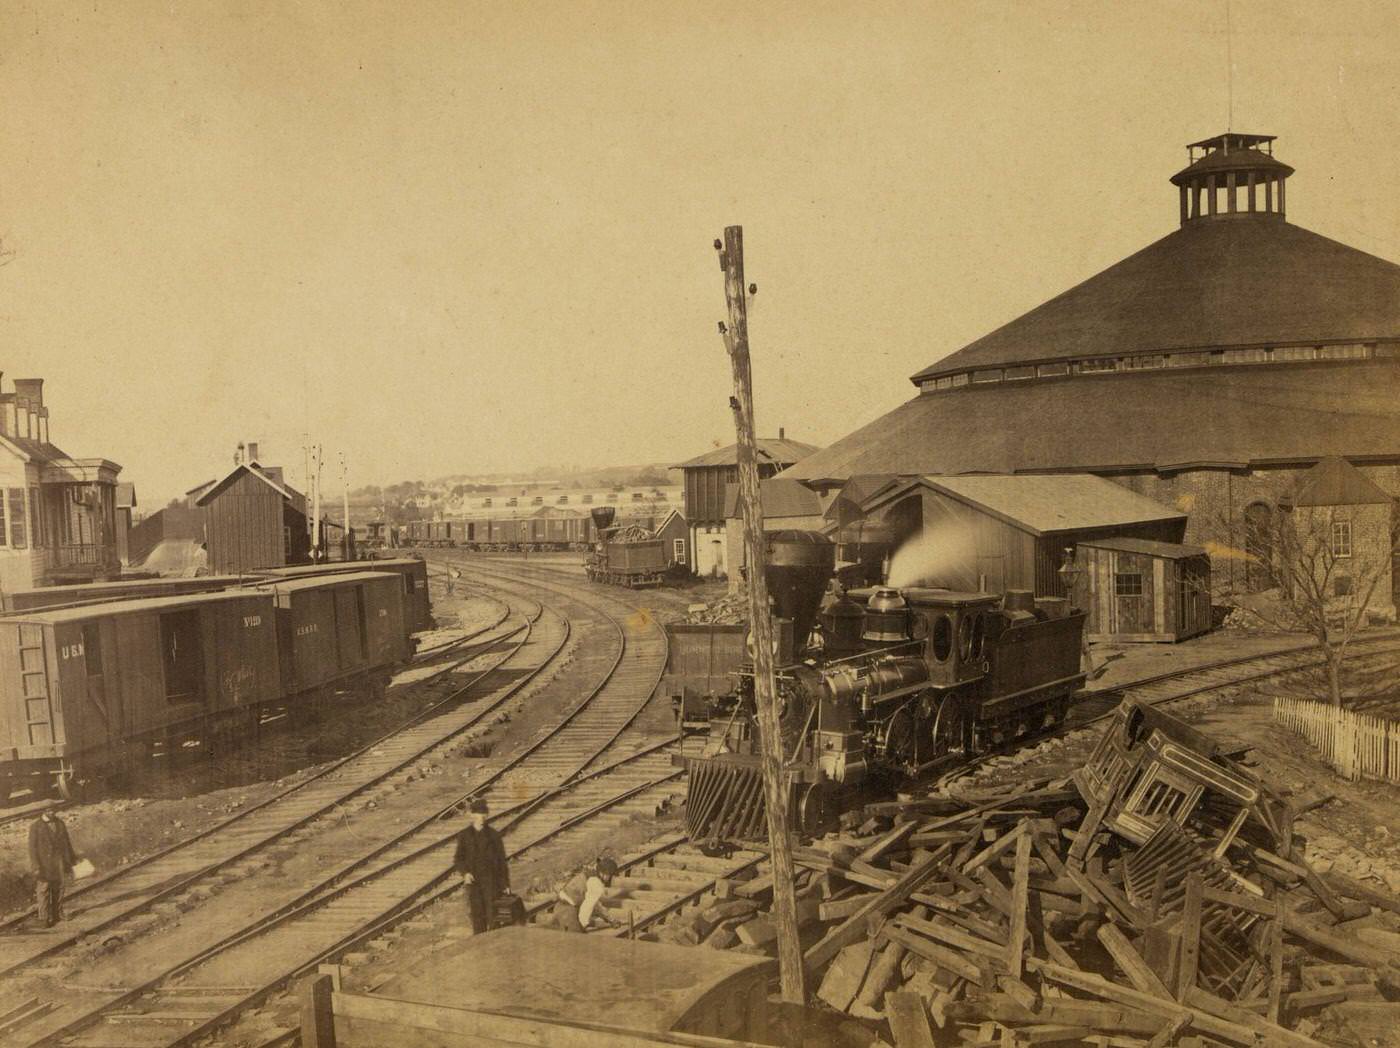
[
  {"left": 673, "top": 538, "right": 686, "bottom": 562},
  {"left": 1123, "top": 355, "right": 1163, "bottom": 370},
  {"left": 950, "top": 373, "right": 969, "bottom": 387},
  {"left": 971, "top": 369, "right": 1003, "bottom": 384},
  {"left": 935, "top": 376, "right": 954, "bottom": 390},
  {"left": 1165, "top": 351, "right": 1210, "bottom": 368},
  {"left": 1114, "top": 572, "right": 1143, "bottom": 597},
  {"left": 7, "top": 489, "right": 26, "bottom": 549},
  {"left": 1331, "top": 521, "right": 1352, "bottom": 558},
  {"left": 1318, "top": 343, "right": 1368, "bottom": 361},
  {"left": 1271, "top": 346, "right": 1316, "bottom": 362},
  {"left": 1036, "top": 362, "right": 1069, "bottom": 378},
  {"left": 1003, "top": 365, "right": 1034, "bottom": 381},
  {"left": 1221, "top": 347, "right": 1268, "bottom": 364}
]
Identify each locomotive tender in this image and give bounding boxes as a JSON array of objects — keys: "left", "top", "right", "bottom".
[
  {"left": 583, "top": 507, "right": 667, "bottom": 588},
  {"left": 0, "top": 567, "right": 425, "bottom": 803},
  {"left": 676, "top": 532, "right": 1086, "bottom": 839}
]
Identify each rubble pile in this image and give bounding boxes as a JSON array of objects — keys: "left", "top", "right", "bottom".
[
  {"left": 686, "top": 586, "right": 751, "bottom": 625},
  {"left": 673, "top": 702, "right": 1400, "bottom": 1047}
]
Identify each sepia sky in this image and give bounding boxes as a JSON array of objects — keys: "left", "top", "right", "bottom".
[{"left": 2, "top": 1, "right": 1399, "bottom": 505}]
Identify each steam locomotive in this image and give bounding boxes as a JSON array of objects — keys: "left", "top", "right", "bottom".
[{"left": 674, "top": 531, "right": 1086, "bottom": 840}]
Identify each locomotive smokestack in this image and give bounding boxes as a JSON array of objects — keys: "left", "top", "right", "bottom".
[
  {"left": 764, "top": 531, "right": 834, "bottom": 654},
  {"left": 589, "top": 506, "right": 616, "bottom": 533}
]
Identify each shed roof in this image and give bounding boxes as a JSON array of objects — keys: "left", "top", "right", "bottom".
[
  {"left": 674, "top": 437, "right": 820, "bottom": 470},
  {"left": 722, "top": 477, "right": 825, "bottom": 520},
  {"left": 910, "top": 218, "right": 1400, "bottom": 382},
  {"left": 868, "top": 474, "right": 1185, "bottom": 537},
  {"left": 370, "top": 927, "right": 773, "bottom": 1034},
  {"left": 1287, "top": 455, "right": 1395, "bottom": 507},
  {"left": 780, "top": 360, "right": 1400, "bottom": 482},
  {"left": 1077, "top": 536, "right": 1208, "bottom": 559}
]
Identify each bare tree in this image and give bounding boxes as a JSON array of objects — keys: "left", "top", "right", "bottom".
[{"left": 1228, "top": 503, "right": 1397, "bottom": 706}]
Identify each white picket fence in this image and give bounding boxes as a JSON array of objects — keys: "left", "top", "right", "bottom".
[{"left": 1273, "top": 696, "right": 1400, "bottom": 782}]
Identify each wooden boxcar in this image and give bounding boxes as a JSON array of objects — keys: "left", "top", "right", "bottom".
[
  {"left": 3, "top": 575, "right": 247, "bottom": 613},
  {"left": 259, "top": 558, "right": 432, "bottom": 634},
  {"left": 0, "top": 590, "right": 282, "bottom": 799},
  {"left": 261, "top": 572, "right": 411, "bottom": 702}
]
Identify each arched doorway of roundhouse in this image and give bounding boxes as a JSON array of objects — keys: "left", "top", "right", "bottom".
[{"left": 1244, "top": 501, "right": 1274, "bottom": 593}]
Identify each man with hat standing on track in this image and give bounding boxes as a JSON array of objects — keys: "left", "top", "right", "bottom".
[
  {"left": 29, "top": 809, "right": 78, "bottom": 928},
  {"left": 453, "top": 797, "right": 509, "bottom": 934}
]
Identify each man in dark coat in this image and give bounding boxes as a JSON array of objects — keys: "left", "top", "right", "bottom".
[
  {"left": 29, "top": 811, "right": 77, "bottom": 927},
  {"left": 453, "top": 797, "right": 508, "bottom": 934}
]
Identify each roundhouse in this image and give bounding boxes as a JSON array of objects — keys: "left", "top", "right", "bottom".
[{"left": 783, "top": 133, "right": 1400, "bottom": 608}]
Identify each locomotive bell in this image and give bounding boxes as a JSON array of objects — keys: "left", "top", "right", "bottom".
[{"left": 862, "top": 587, "right": 911, "bottom": 643}]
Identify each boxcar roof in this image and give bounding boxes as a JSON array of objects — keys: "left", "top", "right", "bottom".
[
  {"left": 11, "top": 589, "right": 271, "bottom": 624},
  {"left": 259, "top": 570, "right": 401, "bottom": 593},
  {"left": 369, "top": 927, "right": 773, "bottom": 1034},
  {"left": 8, "top": 575, "right": 247, "bottom": 600},
  {"left": 260, "top": 559, "right": 423, "bottom": 577}
]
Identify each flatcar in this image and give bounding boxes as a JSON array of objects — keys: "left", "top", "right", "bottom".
[
  {"left": 259, "top": 558, "right": 433, "bottom": 633},
  {"left": 583, "top": 508, "right": 666, "bottom": 587},
  {"left": 0, "top": 570, "right": 422, "bottom": 802},
  {"left": 674, "top": 531, "right": 1086, "bottom": 839}
]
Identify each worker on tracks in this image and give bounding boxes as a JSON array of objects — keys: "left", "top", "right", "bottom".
[
  {"left": 549, "top": 856, "right": 623, "bottom": 932},
  {"left": 29, "top": 810, "right": 78, "bottom": 927},
  {"left": 453, "top": 798, "right": 509, "bottom": 934}
]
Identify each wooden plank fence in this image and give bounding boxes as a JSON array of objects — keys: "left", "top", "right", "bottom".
[{"left": 1273, "top": 696, "right": 1400, "bottom": 782}]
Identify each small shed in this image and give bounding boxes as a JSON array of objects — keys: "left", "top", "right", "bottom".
[
  {"left": 193, "top": 463, "right": 294, "bottom": 574},
  {"left": 655, "top": 508, "right": 689, "bottom": 571},
  {"left": 1075, "top": 536, "right": 1211, "bottom": 643}
]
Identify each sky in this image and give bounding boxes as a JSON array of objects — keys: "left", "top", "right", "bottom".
[{"left": 2, "top": 0, "right": 1398, "bottom": 505}]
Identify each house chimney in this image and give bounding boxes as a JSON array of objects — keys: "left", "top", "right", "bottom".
[
  {"left": 246, "top": 441, "right": 260, "bottom": 463},
  {"left": 235, "top": 441, "right": 245, "bottom": 466},
  {"left": 779, "top": 427, "right": 785, "bottom": 440},
  {"left": 39, "top": 408, "right": 48, "bottom": 444},
  {"left": 15, "top": 397, "right": 30, "bottom": 439},
  {"left": 13, "top": 379, "right": 43, "bottom": 412}
]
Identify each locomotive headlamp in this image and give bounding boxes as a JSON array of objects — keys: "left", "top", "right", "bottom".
[{"left": 1057, "top": 549, "right": 1083, "bottom": 600}]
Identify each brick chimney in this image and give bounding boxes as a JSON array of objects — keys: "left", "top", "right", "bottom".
[
  {"left": 778, "top": 427, "right": 785, "bottom": 440},
  {"left": 246, "top": 441, "right": 260, "bottom": 463},
  {"left": 39, "top": 408, "right": 48, "bottom": 444}
]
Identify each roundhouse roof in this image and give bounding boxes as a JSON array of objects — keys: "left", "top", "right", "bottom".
[
  {"left": 781, "top": 359, "right": 1400, "bottom": 482},
  {"left": 910, "top": 219, "right": 1400, "bottom": 384}
]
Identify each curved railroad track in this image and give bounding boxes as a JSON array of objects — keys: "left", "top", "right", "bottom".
[
  {"left": 0, "top": 589, "right": 554, "bottom": 1025},
  {"left": 1, "top": 561, "right": 675, "bottom": 1048}
]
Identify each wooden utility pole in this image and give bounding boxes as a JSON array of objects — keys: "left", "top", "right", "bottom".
[{"left": 715, "top": 226, "right": 805, "bottom": 1005}]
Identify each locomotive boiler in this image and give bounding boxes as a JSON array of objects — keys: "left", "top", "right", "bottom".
[{"left": 674, "top": 531, "right": 1086, "bottom": 840}]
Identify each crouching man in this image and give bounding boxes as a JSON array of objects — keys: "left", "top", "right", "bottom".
[{"left": 550, "top": 857, "right": 625, "bottom": 932}]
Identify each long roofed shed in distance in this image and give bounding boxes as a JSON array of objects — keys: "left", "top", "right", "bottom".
[{"left": 783, "top": 132, "right": 1400, "bottom": 487}]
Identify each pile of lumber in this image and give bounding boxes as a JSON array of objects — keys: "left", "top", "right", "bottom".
[{"left": 720, "top": 778, "right": 1400, "bottom": 1047}]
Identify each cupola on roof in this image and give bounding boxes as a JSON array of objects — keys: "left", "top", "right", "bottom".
[{"left": 909, "top": 131, "right": 1400, "bottom": 387}]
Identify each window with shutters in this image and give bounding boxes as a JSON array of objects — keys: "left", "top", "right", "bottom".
[
  {"left": 8, "top": 489, "right": 26, "bottom": 548},
  {"left": 29, "top": 486, "right": 42, "bottom": 548}
]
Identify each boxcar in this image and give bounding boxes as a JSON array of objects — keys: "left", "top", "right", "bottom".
[
  {"left": 262, "top": 572, "right": 410, "bottom": 703},
  {"left": 258, "top": 558, "right": 432, "bottom": 634},
  {"left": 0, "top": 590, "right": 282, "bottom": 800},
  {"left": 3, "top": 575, "right": 248, "bottom": 614}
]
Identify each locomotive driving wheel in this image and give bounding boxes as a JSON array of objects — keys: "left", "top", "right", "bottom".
[
  {"left": 881, "top": 705, "right": 918, "bottom": 769},
  {"left": 929, "top": 695, "right": 967, "bottom": 759},
  {"left": 797, "top": 781, "right": 840, "bottom": 836}
]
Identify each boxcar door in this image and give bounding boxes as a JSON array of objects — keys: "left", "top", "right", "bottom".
[
  {"left": 333, "top": 585, "right": 366, "bottom": 672},
  {"left": 159, "top": 610, "right": 206, "bottom": 706}
]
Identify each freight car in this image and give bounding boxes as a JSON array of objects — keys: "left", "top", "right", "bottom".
[
  {"left": 259, "top": 558, "right": 432, "bottom": 633},
  {"left": 583, "top": 508, "right": 666, "bottom": 587},
  {"left": 674, "top": 531, "right": 1086, "bottom": 839},
  {"left": 0, "top": 570, "right": 420, "bottom": 802}
]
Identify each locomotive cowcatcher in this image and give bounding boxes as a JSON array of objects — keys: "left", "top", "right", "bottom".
[{"left": 673, "top": 531, "right": 1086, "bottom": 840}]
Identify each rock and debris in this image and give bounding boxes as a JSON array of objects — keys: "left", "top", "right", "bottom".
[{"left": 660, "top": 699, "right": 1400, "bottom": 1047}]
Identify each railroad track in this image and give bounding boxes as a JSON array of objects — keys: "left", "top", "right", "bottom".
[
  {"left": 0, "top": 589, "right": 552, "bottom": 985},
  {"left": 5, "top": 561, "right": 675, "bottom": 1048},
  {"left": 937, "top": 631, "right": 1400, "bottom": 791}
]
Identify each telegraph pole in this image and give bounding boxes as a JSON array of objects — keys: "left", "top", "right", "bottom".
[
  {"left": 340, "top": 452, "right": 352, "bottom": 560},
  {"left": 311, "top": 444, "right": 323, "bottom": 562},
  {"left": 715, "top": 226, "right": 805, "bottom": 1005}
]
